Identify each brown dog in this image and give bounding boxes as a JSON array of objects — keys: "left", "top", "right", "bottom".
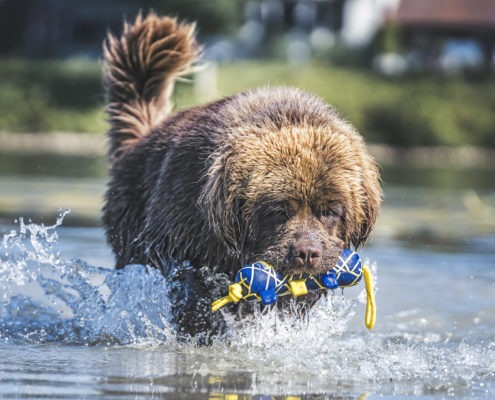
[{"left": 102, "top": 14, "right": 382, "bottom": 340}]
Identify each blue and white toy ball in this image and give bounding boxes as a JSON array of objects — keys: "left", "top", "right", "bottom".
[
  {"left": 234, "top": 261, "right": 290, "bottom": 305},
  {"left": 332, "top": 249, "right": 363, "bottom": 287}
]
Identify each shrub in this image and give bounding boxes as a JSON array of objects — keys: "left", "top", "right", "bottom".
[{"left": 1, "top": 58, "right": 494, "bottom": 147}]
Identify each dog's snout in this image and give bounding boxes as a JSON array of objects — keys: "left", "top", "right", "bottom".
[{"left": 290, "top": 240, "right": 322, "bottom": 266}]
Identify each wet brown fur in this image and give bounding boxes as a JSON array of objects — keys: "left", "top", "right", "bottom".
[{"left": 102, "top": 14, "right": 382, "bottom": 340}]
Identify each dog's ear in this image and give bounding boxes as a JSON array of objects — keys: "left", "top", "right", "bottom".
[
  {"left": 350, "top": 156, "right": 382, "bottom": 249},
  {"left": 199, "top": 147, "right": 246, "bottom": 257}
]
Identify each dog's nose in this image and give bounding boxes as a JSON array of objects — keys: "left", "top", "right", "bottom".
[{"left": 291, "top": 241, "right": 322, "bottom": 266}]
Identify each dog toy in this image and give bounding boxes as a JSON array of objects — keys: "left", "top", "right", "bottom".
[{"left": 212, "top": 249, "right": 376, "bottom": 329}]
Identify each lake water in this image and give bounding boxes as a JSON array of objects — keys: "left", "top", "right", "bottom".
[{"left": 1, "top": 170, "right": 494, "bottom": 399}]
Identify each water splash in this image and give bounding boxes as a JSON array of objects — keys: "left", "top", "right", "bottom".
[
  {"left": 0, "top": 213, "right": 369, "bottom": 347},
  {"left": 0, "top": 211, "right": 66, "bottom": 287},
  {"left": 1, "top": 215, "right": 494, "bottom": 398},
  {"left": 0, "top": 212, "right": 174, "bottom": 345}
]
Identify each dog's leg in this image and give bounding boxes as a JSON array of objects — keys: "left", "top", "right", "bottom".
[{"left": 167, "top": 263, "right": 230, "bottom": 344}]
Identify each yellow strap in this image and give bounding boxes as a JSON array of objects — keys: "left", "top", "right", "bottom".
[
  {"left": 211, "top": 283, "right": 243, "bottom": 312},
  {"left": 362, "top": 266, "right": 376, "bottom": 329}
]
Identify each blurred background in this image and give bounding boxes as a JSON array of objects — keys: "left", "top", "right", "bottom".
[
  {"left": 2, "top": 4, "right": 495, "bottom": 398},
  {"left": 0, "top": 0, "right": 494, "bottom": 259}
]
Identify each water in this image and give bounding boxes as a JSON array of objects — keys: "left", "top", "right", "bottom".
[{"left": 1, "top": 209, "right": 495, "bottom": 399}]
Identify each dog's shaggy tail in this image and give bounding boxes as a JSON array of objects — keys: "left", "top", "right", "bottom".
[{"left": 103, "top": 14, "right": 199, "bottom": 160}]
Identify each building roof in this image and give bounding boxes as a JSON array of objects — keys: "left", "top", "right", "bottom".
[{"left": 397, "top": 0, "right": 495, "bottom": 29}]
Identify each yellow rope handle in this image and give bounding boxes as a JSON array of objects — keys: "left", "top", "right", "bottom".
[
  {"left": 211, "top": 283, "right": 243, "bottom": 312},
  {"left": 362, "top": 266, "right": 376, "bottom": 329}
]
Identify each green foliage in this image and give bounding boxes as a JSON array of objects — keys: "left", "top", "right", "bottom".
[
  {"left": 372, "top": 22, "right": 402, "bottom": 55},
  {"left": 150, "top": 0, "right": 244, "bottom": 36},
  {"left": 0, "top": 58, "right": 107, "bottom": 133},
  {"left": 1, "top": 58, "right": 495, "bottom": 147},
  {"left": 363, "top": 77, "right": 495, "bottom": 146}
]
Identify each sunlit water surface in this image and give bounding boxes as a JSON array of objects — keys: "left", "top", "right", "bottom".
[{"left": 0, "top": 212, "right": 494, "bottom": 400}]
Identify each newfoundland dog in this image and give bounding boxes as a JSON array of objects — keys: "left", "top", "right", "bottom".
[{"left": 102, "top": 14, "right": 382, "bottom": 341}]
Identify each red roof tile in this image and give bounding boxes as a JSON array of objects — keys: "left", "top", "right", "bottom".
[{"left": 397, "top": 0, "right": 495, "bottom": 28}]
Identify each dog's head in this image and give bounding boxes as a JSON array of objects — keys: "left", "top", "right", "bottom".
[{"left": 201, "top": 90, "right": 382, "bottom": 276}]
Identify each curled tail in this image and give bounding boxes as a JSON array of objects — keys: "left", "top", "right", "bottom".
[{"left": 103, "top": 14, "right": 199, "bottom": 160}]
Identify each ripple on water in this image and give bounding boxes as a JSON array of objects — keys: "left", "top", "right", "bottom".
[{"left": 0, "top": 214, "right": 494, "bottom": 398}]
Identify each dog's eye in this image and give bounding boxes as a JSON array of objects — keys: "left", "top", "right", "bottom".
[
  {"left": 268, "top": 209, "right": 287, "bottom": 225},
  {"left": 317, "top": 203, "right": 344, "bottom": 219},
  {"left": 319, "top": 209, "right": 337, "bottom": 218}
]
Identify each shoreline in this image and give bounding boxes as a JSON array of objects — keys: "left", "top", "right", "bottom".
[{"left": 1, "top": 131, "right": 495, "bottom": 169}]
